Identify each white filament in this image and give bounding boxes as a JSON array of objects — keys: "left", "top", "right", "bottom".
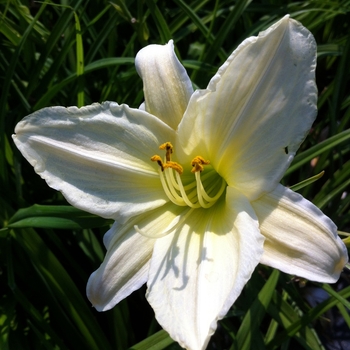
[
  {"left": 135, "top": 166, "right": 226, "bottom": 238},
  {"left": 160, "top": 166, "right": 226, "bottom": 209}
]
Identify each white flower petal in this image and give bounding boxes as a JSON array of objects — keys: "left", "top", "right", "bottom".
[
  {"left": 13, "top": 102, "right": 175, "bottom": 222},
  {"left": 87, "top": 202, "right": 187, "bottom": 311},
  {"left": 135, "top": 40, "right": 193, "bottom": 129},
  {"left": 86, "top": 221, "right": 153, "bottom": 311},
  {"left": 251, "top": 184, "right": 348, "bottom": 282},
  {"left": 146, "top": 187, "right": 264, "bottom": 350},
  {"left": 177, "top": 16, "right": 317, "bottom": 200}
]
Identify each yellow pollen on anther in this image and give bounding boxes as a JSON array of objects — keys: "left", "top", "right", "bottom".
[
  {"left": 191, "top": 156, "right": 210, "bottom": 173},
  {"left": 159, "top": 142, "right": 173, "bottom": 162},
  {"left": 163, "top": 161, "right": 183, "bottom": 175},
  {"left": 148, "top": 142, "right": 226, "bottom": 219},
  {"left": 151, "top": 155, "right": 164, "bottom": 171}
]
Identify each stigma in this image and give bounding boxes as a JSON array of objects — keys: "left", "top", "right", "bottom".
[{"left": 150, "top": 142, "right": 226, "bottom": 209}]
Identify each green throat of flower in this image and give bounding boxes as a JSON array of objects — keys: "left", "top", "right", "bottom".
[
  {"left": 151, "top": 142, "right": 226, "bottom": 209},
  {"left": 134, "top": 142, "right": 226, "bottom": 239},
  {"left": 134, "top": 142, "right": 227, "bottom": 238}
]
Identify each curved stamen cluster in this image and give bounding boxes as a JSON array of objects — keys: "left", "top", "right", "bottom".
[
  {"left": 152, "top": 142, "right": 226, "bottom": 209},
  {"left": 135, "top": 142, "right": 226, "bottom": 238}
]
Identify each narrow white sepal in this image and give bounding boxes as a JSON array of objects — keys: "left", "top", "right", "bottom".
[
  {"left": 252, "top": 184, "right": 348, "bottom": 282},
  {"left": 135, "top": 40, "right": 193, "bottom": 129}
]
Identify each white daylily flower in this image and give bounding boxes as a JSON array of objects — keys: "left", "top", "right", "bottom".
[{"left": 13, "top": 15, "right": 348, "bottom": 350}]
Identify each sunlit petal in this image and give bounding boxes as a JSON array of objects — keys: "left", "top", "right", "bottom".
[
  {"left": 178, "top": 16, "right": 317, "bottom": 200},
  {"left": 135, "top": 40, "right": 193, "bottom": 129},
  {"left": 87, "top": 221, "right": 153, "bottom": 311},
  {"left": 146, "top": 187, "right": 264, "bottom": 350},
  {"left": 251, "top": 184, "right": 348, "bottom": 282},
  {"left": 13, "top": 102, "right": 175, "bottom": 222},
  {"left": 87, "top": 202, "right": 187, "bottom": 311}
]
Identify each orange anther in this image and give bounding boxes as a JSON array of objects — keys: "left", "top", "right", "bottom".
[
  {"left": 151, "top": 155, "right": 164, "bottom": 171},
  {"left": 163, "top": 161, "right": 183, "bottom": 175},
  {"left": 159, "top": 142, "right": 173, "bottom": 162},
  {"left": 191, "top": 156, "right": 210, "bottom": 173}
]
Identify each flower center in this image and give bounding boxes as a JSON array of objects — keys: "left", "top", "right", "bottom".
[
  {"left": 150, "top": 142, "right": 226, "bottom": 209},
  {"left": 134, "top": 142, "right": 227, "bottom": 239}
]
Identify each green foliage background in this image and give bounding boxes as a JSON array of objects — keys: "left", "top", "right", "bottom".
[{"left": 1, "top": 0, "right": 350, "bottom": 349}]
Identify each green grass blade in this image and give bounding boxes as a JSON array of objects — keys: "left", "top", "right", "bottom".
[
  {"left": 236, "top": 269, "right": 280, "bottom": 349},
  {"left": 74, "top": 11, "right": 85, "bottom": 107},
  {"left": 7, "top": 204, "right": 112, "bottom": 229},
  {"left": 0, "top": 1, "right": 47, "bottom": 186},
  {"left": 129, "top": 330, "right": 174, "bottom": 350},
  {"left": 285, "top": 129, "right": 350, "bottom": 175},
  {"left": 266, "top": 285, "right": 350, "bottom": 349},
  {"left": 203, "top": 0, "right": 251, "bottom": 64},
  {"left": 144, "top": 0, "right": 172, "bottom": 42},
  {"left": 10, "top": 227, "right": 113, "bottom": 350}
]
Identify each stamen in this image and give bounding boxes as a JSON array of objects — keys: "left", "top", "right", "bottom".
[
  {"left": 152, "top": 142, "right": 226, "bottom": 210},
  {"left": 159, "top": 142, "right": 173, "bottom": 162},
  {"left": 161, "top": 167, "right": 199, "bottom": 207},
  {"left": 158, "top": 168, "right": 187, "bottom": 206},
  {"left": 191, "top": 156, "right": 210, "bottom": 173},
  {"left": 195, "top": 172, "right": 226, "bottom": 208},
  {"left": 167, "top": 167, "right": 198, "bottom": 204},
  {"left": 163, "top": 161, "right": 183, "bottom": 175},
  {"left": 151, "top": 155, "right": 164, "bottom": 171},
  {"left": 135, "top": 208, "right": 194, "bottom": 238},
  {"left": 174, "top": 171, "right": 201, "bottom": 208},
  {"left": 167, "top": 163, "right": 182, "bottom": 190},
  {"left": 168, "top": 167, "right": 197, "bottom": 192}
]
